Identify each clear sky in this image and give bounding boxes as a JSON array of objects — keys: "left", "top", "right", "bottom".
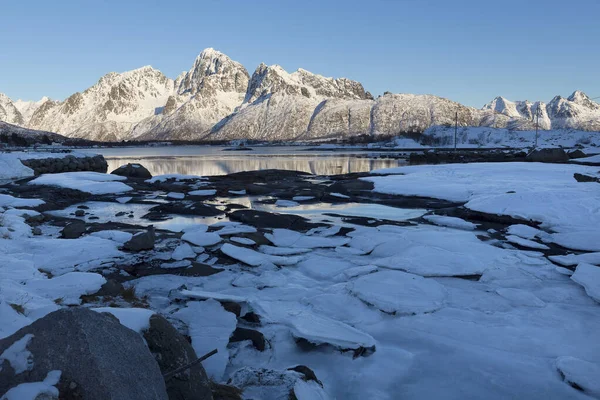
[{"left": 1, "top": 0, "right": 598, "bottom": 107}]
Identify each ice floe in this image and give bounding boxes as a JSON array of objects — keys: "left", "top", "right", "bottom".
[{"left": 29, "top": 172, "right": 133, "bottom": 194}]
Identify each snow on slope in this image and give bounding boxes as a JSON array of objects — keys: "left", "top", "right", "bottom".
[{"left": 2, "top": 45, "right": 599, "bottom": 141}]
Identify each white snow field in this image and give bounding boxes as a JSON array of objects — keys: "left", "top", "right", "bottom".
[
  {"left": 366, "top": 162, "right": 600, "bottom": 252},
  {"left": 1, "top": 158, "right": 600, "bottom": 399}
]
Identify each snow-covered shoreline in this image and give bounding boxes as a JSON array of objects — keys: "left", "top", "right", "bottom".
[{"left": 1, "top": 159, "right": 599, "bottom": 399}]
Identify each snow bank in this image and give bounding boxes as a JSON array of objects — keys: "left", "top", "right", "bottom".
[
  {"left": 29, "top": 172, "right": 132, "bottom": 194},
  {"left": 0, "top": 153, "right": 34, "bottom": 181}
]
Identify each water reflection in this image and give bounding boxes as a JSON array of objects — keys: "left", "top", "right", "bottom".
[{"left": 105, "top": 155, "right": 402, "bottom": 176}]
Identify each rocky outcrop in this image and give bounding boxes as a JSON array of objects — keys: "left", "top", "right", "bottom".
[
  {"left": 0, "top": 93, "right": 24, "bottom": 126},
  {"left": 111, "top": 163, "right": 153, "bottom": 179},
  {"left": 20, "top": 154, "right": 108, "bottom": 175},
  {"left": 0, "top": 308, "right": 168, "bottom": 400}
]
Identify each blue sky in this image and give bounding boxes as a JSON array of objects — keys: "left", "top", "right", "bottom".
[{"left": 1, "top": 0, "right": 598, "bottom": 107}]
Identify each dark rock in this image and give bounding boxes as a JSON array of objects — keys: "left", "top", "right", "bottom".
[
  {"left": 328, "top": 179, "right": 374, "bottom": 193},
  {"left": 229, "top": 328, "right": 266, "bottom": 351},
  {"left": 144, "top": 314, "right": 213, "bottom": 400},
  {"left": 244, "top": 184, "right": 273, "bottom": 196},
  {"left": 220, "top": 302, "right": 242, "bottom": 317},
  {"left": 77, "top": 205, "right": 89, "bottom": 210},
  {"left": 0, "top": 308, "right": 168, "bottom": 400},
  {"left": 75, "top": 209, "right": 85, "bottom": 217},
  {"left": 240, "top": 312, "right": 261, "bottom": 325},
  {"left": 287, "top": 365, "right": 322, "bottom": 386},
  {"left": 123, "top": 226, "right": 155, "bottom": 251},
  {"left": 210, "top": 382, "right": 242, "bottom": 400},
  {"left": 32, "top": 227, "right": 42, "bottom": 235},
  {"left": 568, "top": 149, "right": 587, "bottom": 159},
  {"left": 111, "top": 163, "right": 153, "bottom": 179},
  {"left": 61, "top": 220, "right": 87, "bottom": 239},
  {"left": 116, "top": 211, "right": 127, "bottom": 217},
  {"left": 229, "top": 209, "right": 322, "bottom": 231},
  {"left": 574, "top": 173, "right": 599, "bottom": 183},
  {"left": 526, "top": 148, "right": 569, "bottom": 163},
  {"left": 94, "top": 279, "right": 125, "bottom": 297}
]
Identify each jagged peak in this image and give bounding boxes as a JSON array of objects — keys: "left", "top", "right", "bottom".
[{"left": 568, "top": 90, "right": 589, "bottom": 102}]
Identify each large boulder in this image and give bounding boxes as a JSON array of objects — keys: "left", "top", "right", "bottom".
[
  {"left": 143, "top": 314, "right": 213, "bottom": 400},
  {"left": 123, "top": 226, "right": 155, "bottom": 251},
  {"left": 0, "top": 308, "right": 168, "bottom": 400},
  {"left": 60, "top": 220, "right": 87, "bottom": 239},
  {"left": 111, "top": 163, "right": 153, "bottom": 179},
  {"left": 525, "top": 148, "right": 569, "bottom": 163}
]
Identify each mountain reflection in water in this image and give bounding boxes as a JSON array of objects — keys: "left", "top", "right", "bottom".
[{"left": 103, "top": 152, "right": 403, "bottom": 176}]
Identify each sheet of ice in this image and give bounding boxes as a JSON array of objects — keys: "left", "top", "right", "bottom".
[
  {"left": 274, "top": 199, "right": 299, "bottom": 208},
  {"left": 258, "top": 245, "right": 312, "bottom": 256},
  {"left": 92, "top": 307, "right": 155, "bottom": 334},
  {"left": 181, "top": 231, "right": 221, "bottom": 247},
  {"left": 115, "top": 196, "right": 132, "bottom": 204},
  {"left": 253, "top": 300, "right": 376, "bottom": 350},
  {"left": 26, "top": 272, "right": 106, "bottom": 305},
  {"left": 293, "top": 196, "right": 315, "bottom": 201},
  {"left": 178, "top": 289, "right": 247, "bottom": 304},
  {"left": 349, "top": 270, "right": 446, "bottom": 314},
  {"left": 229, "top": 190, "right": 247, "bottom": 195},
  {"left": 570, "top": 153, "right": 600, "bottom": 164},
  {"left": 507, "top": 224, "right": 543, "bottom": 239},
  {"left": 570, "top": 263, "right": 600, "bottom": 302},
  {"left": 2, "top": 236, "right": 126, "bottom": 275},
  {"left": 213, "top": 223, "right": 257, "bottom": 236},
  {"left": 221, "top": 243, "right": 303, "bottom": 267},
  {"left": 293, "top": 380, "right": 330, "bottom": 400},
  {"left": 423, "top": 215, "right": 477, "bottom": 230},
  {"left": 230, "top": 237, "right": 256, "bottom": 245},
  {"left": 188, "top": 189, "right": 217, "bottom": 196},
  {"left": 89, "top": 230, "right": 133, "bottom": 244},
  {"left": 366, "top": 225, "right": 517, "bottom": 277},
  {"left": 330, "top": 192, "right": 350, "bottom": 199},
  {"left": 167, "top": 192, "right": 185, "bottom": 200},
  {"left": 174, "top": 299, "right": 237, "bottom": 380},
  {"left": 495, "top": 288, "right": 546, "bottom": 307},
  {"left": 506, "top": 235, "right": 550, "bottom": 250},
  {"left": 555, "top": 356, "right": 600, "bottom": 397},
  {"left": 297, "top": 255, "right": 358, "bottom": 281},
  {"left": 0, "top": 333, "right": 34, "bottom": 373},
  {"left": 266, "top": 229, "right": 350, "bottom": 248},
  {"left": 0, "top": 370, "right": 61, "bottom": 400},
  {"left": 258, "top": 202, "right": 427, "bottom": 223},
  {"left": 549, "top": 252, "right": 600, "bottom": 267},
  {"left": 161, "top": 260, "right": 192, "bottom": 269},
  {"left": 0, "top": 194, "right": 45, "bottom": 209},
  {"left": 549, "top": 231, "right": 600, "bottom": 252},
  {"left": 146, "top": 174, "right": 204, "bottom": 183},
  {"left": 171, "top": 243, "right": 196, "bottom": 260},
  {"left": 29, "top": 172, "right": 133, "bottom": 194}
]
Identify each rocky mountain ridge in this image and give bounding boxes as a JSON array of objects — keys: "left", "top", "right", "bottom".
[{"left": 2, "top": 49, "right": 599, "bottom": 141}]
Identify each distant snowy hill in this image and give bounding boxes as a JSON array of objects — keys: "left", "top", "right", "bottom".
[{"left": 1, "top": 48, "right": 599, "bottom": 141}]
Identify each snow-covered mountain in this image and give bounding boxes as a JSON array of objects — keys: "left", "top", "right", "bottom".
[
  {"left": 1, "top": 48, "right": 598, "bottom": 141},
  {"left": 0, "top": 93, "right": 24, "bottom": 126},
  {"left": 482, "top": 90, "right": 600, "bottom": 131}
]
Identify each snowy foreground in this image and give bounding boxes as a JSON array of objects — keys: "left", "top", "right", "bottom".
[{"left": 1, "top": 161, "right": 600, "bottom": 399}]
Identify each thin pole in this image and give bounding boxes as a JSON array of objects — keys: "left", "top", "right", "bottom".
[
  {"left": 535, "top": 106, "right": 539, "bottom": 148},
  {"left": 163, "top": 348, "right": 218, "bottom": 381},
  {"left": 454, "top": 111, "right": 458, "bottom": 153}
]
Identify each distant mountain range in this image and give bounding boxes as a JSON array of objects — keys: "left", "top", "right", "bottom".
[{"left": 1, "top": 48, "right": 599, "bottom": 142}]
